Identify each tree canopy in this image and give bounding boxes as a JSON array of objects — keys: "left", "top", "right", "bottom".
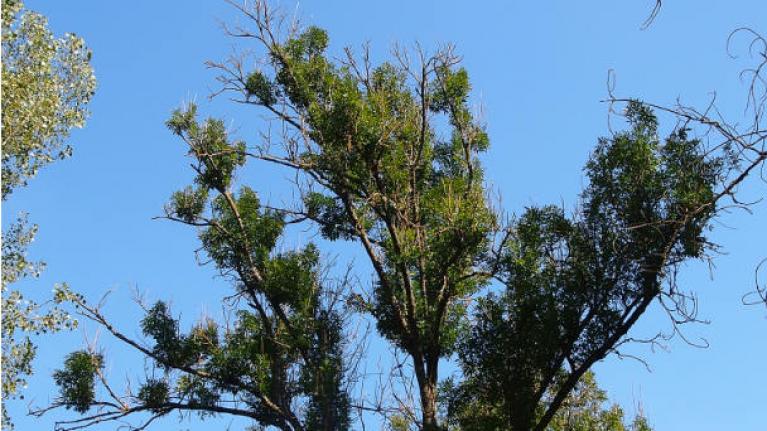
[
  {"left": 1, "top": 0, "right": 95, "bottom": 199},
  {"left": 24, "top": 1, "right": 766, "bottom": 431}
]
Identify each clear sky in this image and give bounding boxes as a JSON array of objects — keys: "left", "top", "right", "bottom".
[{"left": 4, "top": 1, "right": 766, "bottom": 430}]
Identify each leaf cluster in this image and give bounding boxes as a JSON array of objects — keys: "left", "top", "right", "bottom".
[{"left": 52, "top": 351, "right": 102, "bottom": 413}]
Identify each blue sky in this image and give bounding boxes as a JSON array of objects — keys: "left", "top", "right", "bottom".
[{"left": 4, "top": 1, "right": 766, "bottom": 430}]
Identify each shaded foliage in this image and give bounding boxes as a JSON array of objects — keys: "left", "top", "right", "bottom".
[
  {"left": 447, "top": 103, "right": 728, "bottom": 430},
  {"left": 443, "top": 371, "right": 652, "bottom": 431},
  {"left": 53, "top": 351, "right": 102, "bottom": 414}
]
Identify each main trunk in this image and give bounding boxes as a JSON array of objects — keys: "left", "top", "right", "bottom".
[
  {"left": 415, "top": 353, "right": 440, "bottom": 431},
  {"left": 419, "top": 382, "right": 438, "bottom": 431}
]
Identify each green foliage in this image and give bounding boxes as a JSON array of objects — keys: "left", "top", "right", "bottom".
[
  {"left": 138, "top": 379, "right": 170, "bottom": 413},
  {"left": 43, "top": 6, "right": 754, "bottom": 431},
  {"left": 166, "top": 104, "right": 247, "bottom": 191},
  {"left": 262, "top": 245, "right": 320, "bottom": 310},
  {"left": 302, "top": 311, "right": 350, "bottom": 431},
  {"left": 1, "top": 1, "right": 93, "bottom": 426},
  {"left": 430, "top": 67, "right": 470, "bottom": 113},
  {"left": 1, "top": 0, "right": 95, "bottom": 199},
  {"left": 285, "top": 26, "right": 329, "bottom": 58},
  {"left": 245, "top": 71, "right": 278, "bottom": 105},
  {"left": 206, "top": 310, "right": 278, "bottom": 396},
  {"left": 584, "top": 101, "right": 722, "bottom": 267},
  {"left": 545, "top": 372, "right": 649, "bottom": 431},
  {"left": 156, "top": 94, "right": 353, "bottom": 429},
  {"left": 449, "top": 101, "right": 723, "bottom": 430},
  {"left": 164, "top": 23, "right": 683, "bottom": 431},
  {"left": 53, "top": 351, "right": 102, "bottom": 413},
  {"left": 168, "top": 186, "right": 209, "bottom": 223},
  {"left": 133, "top": 291, "right": 349, "bottom": 427},
  {"left": 200, "top": 187, "right": 285, "bottom": 273},
  {"left": 388, "top": 414, "right": 413, "bottom": 431},
  {"left": 444, "top": 371, "right": 652, "bottom": 431},
  {"left": 247, "top": 26, "right": 496, "bottom": 364},
  {"left": 237, "top": 25, "right": 501, "bottom": 431},
  {"left": 176, "top": 374, "right": 220, "bottom": 413},
  {"left": 1, "top": 216, "right": 78, "bottom": 427},
  {"left": 304, "top": 192, "right": 356, "bottom": 241},
  {"left": 141, "top": 301, "right": 197, "bottom": 369}
]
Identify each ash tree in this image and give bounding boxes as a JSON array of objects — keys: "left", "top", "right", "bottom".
[
  {"left": 38, "top": 104, "right": 353, "bottom": 430},
  {"left": 37, "top": 1, "right": 766, "bottom": 430},
  {"left": 444, "top": 103, "right": 734, "bottom": 431}
]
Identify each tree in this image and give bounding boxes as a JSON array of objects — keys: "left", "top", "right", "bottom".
[
  {"left": 443, "top": 371, "right": 652, "bottom": 431},
  {"left": 1, "top": 0, "right": 95, "bottom": 199},
  {"left": 1, "top": 0, "right": 95, "bottom": 426},
  {"left": 543, "top": 372, "right": 651, "bottom": 431},
  {"left": 38, "top": 1, "right": 766, "bottom": 430},
  {"left": 444, "top": 103, "right": 739, "bottom": 430}
]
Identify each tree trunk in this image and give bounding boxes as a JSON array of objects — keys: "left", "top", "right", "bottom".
[
  {"left": 417, "top": 352, "right": 440, "bottom": 431},
  {"left": 420, "top": 383, "right": 438, "bottom": 431}
]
